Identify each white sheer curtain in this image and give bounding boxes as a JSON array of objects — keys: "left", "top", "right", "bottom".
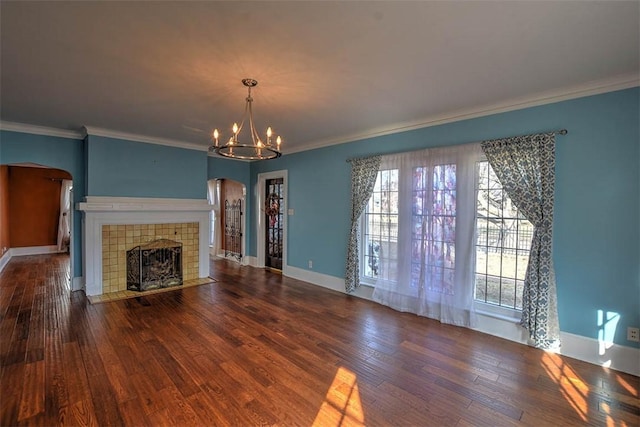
[
  {"left": 207, "top": 179, "right": 222, "bottom": 257},
  {"left": 56, "top": 179, "right": 72, "bottom": 252},
  {"left": 371, "top": 143, "right": 483, "bottom": 327}
]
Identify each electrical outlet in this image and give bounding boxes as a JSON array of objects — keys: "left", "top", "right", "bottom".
[
  {"left": 308, "top": 260, "right": 313, "bottom": 269},
  {"left": 627, "top": 327, "right": 640, "bottom": 342}
]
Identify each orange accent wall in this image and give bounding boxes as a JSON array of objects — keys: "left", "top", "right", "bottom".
[
  {"left": 0, "top": 166, "right": 9, "bottom": 256},
  {"left": 8, "top": 166, "right": 72, "bottom": 248}
]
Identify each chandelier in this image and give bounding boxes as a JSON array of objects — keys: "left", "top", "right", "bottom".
[{"left": 210, "top": 78, "right": 282, "bottom": 160}]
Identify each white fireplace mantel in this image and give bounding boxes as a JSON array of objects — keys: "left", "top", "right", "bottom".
[{"left": 78, "top": 196, "right": 212, "bottom": 296}]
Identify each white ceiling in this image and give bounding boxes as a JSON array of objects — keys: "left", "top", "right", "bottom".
[{"left": 1, "top": 1, "right": 638, "bottom": 154}]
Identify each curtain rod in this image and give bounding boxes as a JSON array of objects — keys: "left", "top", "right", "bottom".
[{"left": 346, "top": 128, "right": 568, "bottom": 163}]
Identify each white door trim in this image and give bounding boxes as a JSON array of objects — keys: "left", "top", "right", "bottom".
[
  {"left": 69, "top": 187, "right": 76, "bottom": 290},
  {"left": 256, "top": 170, "right": 288, "bottom": 274}
]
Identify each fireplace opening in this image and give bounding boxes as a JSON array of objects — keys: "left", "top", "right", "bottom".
[{"left": 126, "top": 239, "right": 183, "bottom": 291}]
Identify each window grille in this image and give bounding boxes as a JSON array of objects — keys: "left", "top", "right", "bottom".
[{"left": 475, "top": 161, "right": 533, "bottom": 310}]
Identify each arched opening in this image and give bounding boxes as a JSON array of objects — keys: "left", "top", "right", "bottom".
[
  {"left": 207, "top": 178, "right": 246, "bottom": 270},
  {"left": 0, "top": 163, "right": 74, "bottom": 283}
]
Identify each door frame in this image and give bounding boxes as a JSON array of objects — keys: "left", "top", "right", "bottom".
[
  {"left": 68, "top": 186, "right": 75, "bottom": 289},
  {"left": 256, "top": 170, "right": 288, "bottom": 274}
]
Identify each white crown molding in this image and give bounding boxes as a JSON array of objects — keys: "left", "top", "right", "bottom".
[
  {"left": 82, "top": 126, "right": 208, "bottom": 152},
  {"left": 0, "top": 121, "right": 83, "bottom": 140},
  {"left": 2, "top": 74, "right": 638, "bottom": 156},
  {"left": 286, "top": 73, "right": 640, "bottom": 155}
]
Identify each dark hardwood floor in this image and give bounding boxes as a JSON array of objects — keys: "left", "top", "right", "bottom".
[{"left": 1, "top": 254, "right": 638, "bottom": 426}]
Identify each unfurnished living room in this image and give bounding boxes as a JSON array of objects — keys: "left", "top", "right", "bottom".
[{"left": 0, "top": 1, "right": 638, "bottom": 426}]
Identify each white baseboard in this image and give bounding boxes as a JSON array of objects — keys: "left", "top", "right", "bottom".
[
  {"left": 285, "top": 265, "right": 375, "bottom": 300},
  {"left": 473, "top": 312, "right": 529, "bottom": 345},
  {"left": 244, "top": 256, "right": 258, "bottom": 267},
  {"left": 558, "top": 332, "right": 639, "bottom": 376},
  {"left": 71, "top": 276, "right": 85, "bottom": 292},
  {"left": 11, "top": 245, "right": 61, "bottom": 256},
  {"left": 282, "top": 264, "right": 640, "bottom": 376},
  {"left": 0, "top": 246, "right": 64, "bottom": 273},
  {"left": 0, "top": 251, "right": 11, "bottom": 273}
]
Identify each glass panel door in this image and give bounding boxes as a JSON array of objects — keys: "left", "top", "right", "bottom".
[{"left": 265, "top": 178, "right": 284, "bottom": 270}]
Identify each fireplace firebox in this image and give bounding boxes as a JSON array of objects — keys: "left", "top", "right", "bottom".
[{"left": 126, "top": 239, "right": 183, "bottom": 291}]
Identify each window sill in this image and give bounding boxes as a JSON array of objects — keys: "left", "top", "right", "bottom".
[
  {"left": 359, "top": 277, "right": 378, "bottom": 288},
  {"left": 475, "top": 302, "right": 522, "bottom": 323}
]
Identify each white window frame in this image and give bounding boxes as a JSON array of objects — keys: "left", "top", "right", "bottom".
[
  {"left": 473, "top": 158, "right": 530, "bottom": 320},
  {"left": 358, "top": 157, "right": 528, "bottom": 321}
]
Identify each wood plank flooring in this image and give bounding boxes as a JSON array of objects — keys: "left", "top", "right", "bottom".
[{"left": 1, "top": 254, "right": 638, "bottom": 426}]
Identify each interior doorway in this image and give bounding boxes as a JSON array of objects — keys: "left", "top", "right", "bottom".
[
  {"left": 264, "top": 177, "right": 284, "bottom": 271},
  {"left": 257, "top": 170, "right": 287, "bottom": 273},
  {"left": 208, "top": 178, "right": 245, "bottom": 264},
  {"left": 0, "top": 164, "right": 74, "bottom": 284}
]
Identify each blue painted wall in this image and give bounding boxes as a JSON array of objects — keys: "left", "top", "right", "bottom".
[
  {"left": 250, "top": 87, "right": 640, "bottom": 348},
  {"left": 86, "top": 135, "right": 207, "bottom": 199},
  {"left": 0, "top": 130, "right": 85, "bottom": 276},
  {"left": 2, "top": 87, "right": 638, "bottom": 348}
]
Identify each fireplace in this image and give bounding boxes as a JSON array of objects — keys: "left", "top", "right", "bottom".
[
  {"left": 127, "top": 239, "right": 183, "bottom": 291},
  {"left": 78, "top": 196, "right": 212, "bottom": 296}
]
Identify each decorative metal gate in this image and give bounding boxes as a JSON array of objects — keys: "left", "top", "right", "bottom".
[
  {"left": 265, "top": 178, "right": 284, "bottom": 270},
  {"left": 224, "top": 199, "right": 242, "bottom": 261}
]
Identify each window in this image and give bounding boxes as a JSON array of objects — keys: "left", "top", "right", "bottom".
[
  {"left": 475, "top": 161, "right": 533, "bottom": 310},
  {"left": 362, "top": 169, "right": 398, "bottom": 282},
  {"left": 362, "top": 163, "right": 460, "bottom": 295},
  {"left": 360, "top": 151, "right": 532, "bottom": 313},
  {"left": 411, "top": 164, "right": 457, "bottom": 295}
]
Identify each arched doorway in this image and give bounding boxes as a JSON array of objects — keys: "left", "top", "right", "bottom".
[
  {"left": 0, "top": 163, "right": 74, "bottom": 282},
  {"left": 208, "top": 178, "right": 246, "bottom": 265}
]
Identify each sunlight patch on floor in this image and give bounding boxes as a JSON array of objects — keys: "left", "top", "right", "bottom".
[
  {"left": 312, "top": 366, "right": 365, "bottom": 426},
  {"left": 614, "top": 373, "right": 638, "bottom": 398},
  {"left": 541, "top": 352, "right": 589, "bottom": 422}
]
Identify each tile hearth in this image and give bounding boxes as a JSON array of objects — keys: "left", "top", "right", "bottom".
[{"left": 88, "top": 277, "right": 216, "bottom": 304}]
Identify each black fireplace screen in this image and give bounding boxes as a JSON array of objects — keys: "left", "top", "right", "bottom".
[{"left": 126, "top": 239, "right": 183, "bottom": 291}]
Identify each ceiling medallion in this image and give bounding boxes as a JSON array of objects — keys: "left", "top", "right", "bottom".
[{"left": 210, "top": 78, "right": 282, "bottom": 160}]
